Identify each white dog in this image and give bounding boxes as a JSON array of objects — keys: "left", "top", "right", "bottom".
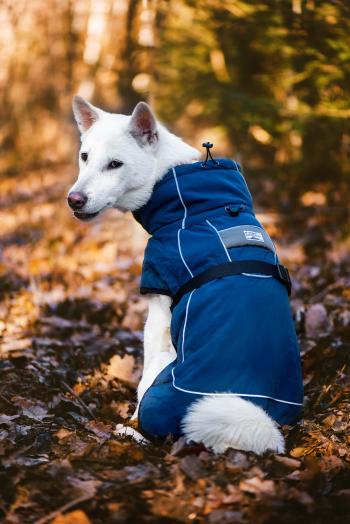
[{"left": 68, "top": 97, "right": 303, "bottom": 454}]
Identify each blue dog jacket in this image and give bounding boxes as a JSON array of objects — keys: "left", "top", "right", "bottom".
[{"left": 133, "top": 159, "right": 303, "bottom": 439}]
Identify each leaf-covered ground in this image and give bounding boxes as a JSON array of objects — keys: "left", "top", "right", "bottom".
[{"left": 0, "top": 168, "right": 349, "bottom": 523}]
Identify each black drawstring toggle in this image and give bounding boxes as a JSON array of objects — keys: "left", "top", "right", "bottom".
[{"left": 202, "top": 142, "right": 219, "bottom": 167}]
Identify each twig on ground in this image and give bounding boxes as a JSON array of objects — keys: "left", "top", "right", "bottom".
[
  {"left": 62, "top": 381, "right": 96, "bottom": 420},
  {"left": 33, "top": 494, "right": 94, "bottom": 524}
]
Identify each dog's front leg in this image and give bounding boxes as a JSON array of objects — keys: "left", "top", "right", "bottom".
[{"left": 132, "top": 294, "right": 175, "bottom": 420}]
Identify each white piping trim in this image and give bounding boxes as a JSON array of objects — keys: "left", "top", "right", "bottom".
[
  {"left": 206, "top": 219, "right": 231, "bottom": 261},
  {"left": 172, "top": 167, "right": 187, "bottom": 229},
  {"left": 233, "top": 159, "right": 240, "bottom": 172},
  {"left": 180, "top": 290, "right": 194, "bottom": 362},
  {"left": 171, "top": 366, "right": 178, "bottom": 393},
  {"left": 242, "top": 273, "right": 272, "bottom": 278},
  {"left": 173, "top": 166, "right": 193, "bottom": 278},
  {"left": 271, "top": 238, "right": 278, "bottom": 264},
  {"left": 177, "top": 229, "right": 193, "bottom": 278},
  {"left": 172, "top": 290, "right": 194, "bottom": 390},
  {"left": 171, "top": 382, "right": 303, "bottom": 406}
]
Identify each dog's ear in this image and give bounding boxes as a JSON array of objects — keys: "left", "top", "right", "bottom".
[
  {"left": 72, "top": 95, "right": 100, "bottom": 133},
  {"left": 128, "top": 102, "right": 158, "bottom": 147}
]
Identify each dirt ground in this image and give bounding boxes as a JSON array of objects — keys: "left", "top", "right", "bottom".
[{"left": 0, "top": 167, "right": 349, "bottom": 523}]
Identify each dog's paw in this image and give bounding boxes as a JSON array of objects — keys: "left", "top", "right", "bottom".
[{"left": 114, "top": 424, "right": 149, "bottom": 444}]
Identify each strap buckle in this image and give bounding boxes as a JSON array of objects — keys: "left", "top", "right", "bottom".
[{"left": 277, "top": 264, "right": 292, "bottom": 295}]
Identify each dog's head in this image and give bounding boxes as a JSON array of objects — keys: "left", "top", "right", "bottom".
[{"left": 68, "top": 97, "right": 160, "bottom": 221}]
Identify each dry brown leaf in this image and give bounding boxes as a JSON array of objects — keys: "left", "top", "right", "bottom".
[
  {"left": 222, "top": 485, "right": 243, "bottom": 504},
  {"left": 107, "top": 354, "right": 138, "bottom": 384},
  {"left": 85, "top": 420, "right": 113, "bottom": 440},
  {"left": 73, "top": 383, "right": 86, "bottom": 395},
  {"left": 290, "top": 447, "right": 307, "bottom": 458},
  {"left": 55, "top": 428, "right": 74, "bottom": 441},
  {"left": 51, "top": 510, "right": 91, "bottom": 524},
  {"left": 65, "top": 436, "right": 97, "bottom": 459},
  {"left": 68, "top": 478, "right": 101, "bottom": 498},
  {"left": 113, "top": 400, "right": 130, "bottom": 419},
  {"left": 274, "top": 455, "right": 301, "bottom": 469},
  {"left": 318, "top": 455, "right": 344, "bottom": 473},
  {"left": 305, "top": 303, "right": 332, "bottom": 338},
  {"left": 322, "top": 414, "right": 336, "bottom": 428},
  {"left": 239, "top": 476, "right": 275, "bottom": 495},
  {"left": 12, "top": 397, "right": 49, "bottom": 421}
]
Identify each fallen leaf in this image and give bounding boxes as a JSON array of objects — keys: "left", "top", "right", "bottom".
[
  {"left": 239, "top": 476, "right": 275, "bottom": 495},
  {"left": 226, "top": 450, "right": 250, "bottom": 469},
  {"left": 64, "top": 435, "right": 97, "bottom": 459},
  {"left": 3, "top": 453, "right": 50, "bottom": 468},
  {"left": 55, "top": 428, "right": 74, "bottom": 441},
  {"left": 67, "top": 478, "right": 101, "bottom": 498},
  {"left": 106, "top": 354, "right": 138, "bottom": 384},
  {"left": 322, "top": 414, "right": 336, "bottom": 428},
  {"left": 318, "top": 455, "right": 343, "bottom": 473},
  {"left": 124, "top": 464, "right": 158, "bottom": 484},
  {"left": 85, "top": 420, "right": 113, "bottom": 440},
  {"left": 291, "top": 489, "right": 314, "bottom": 506},
  {"left": 207, "top": 509, "right": 243, "bottom": 523},
  {"left": 0, "top": 414, "right": 19, "bottom": 424},
  {"left": 179, "top": 454, "right": 205, "bottom": 481},
  {"left": 51, "top": 510, "right": 92, "bottom": 524},
  {"left": 305, "top": 304, "right": 332, "bottom": 338},
  {"left": 12, "top": 397, "right": 49, "bottom": 421},
  {"left": 274, "top": 455, "right": 301, "bottom": 469},
  {"left": 290, "top": 447, "right": 307, "bottom": 458}
]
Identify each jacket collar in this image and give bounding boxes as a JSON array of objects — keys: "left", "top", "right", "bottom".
[{"left": 133, "top": 159, "right": 253, "bottom": 234}]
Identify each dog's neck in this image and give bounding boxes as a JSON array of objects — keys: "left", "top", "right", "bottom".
[{"left": 153, "top": 126, "right": 200, "bottom": 182}]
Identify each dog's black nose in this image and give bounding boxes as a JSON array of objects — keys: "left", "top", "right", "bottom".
[{"left": 67, "top": 191, "right": 87, "bottom": 210}]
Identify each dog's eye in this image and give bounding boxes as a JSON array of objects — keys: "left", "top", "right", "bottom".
[
  {"left": 81, "top": 152, "right": 88, "bottom": 162},
  {"left": 107, "top": 160, "right": 123, "bottom": 170}
]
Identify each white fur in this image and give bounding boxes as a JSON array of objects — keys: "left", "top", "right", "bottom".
[
  {"left": 70, "top": 97, "right": 286, "bottom": 454},
  {"left": 132, "top": 295, "right": 175, "bottom": 420},
  {"left": 182, "top": 396, "right": 285, "bottom": 454}
]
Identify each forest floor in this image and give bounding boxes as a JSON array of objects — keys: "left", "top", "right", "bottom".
[{"left": 0, "top": 166, "right": 349, "bottom": 524}]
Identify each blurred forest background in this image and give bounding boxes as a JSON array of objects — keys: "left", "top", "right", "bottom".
[
  {"left": 1, "top": 0, "right": 350, "bottom": 201},
  {"left": 1, "top": 1, "right": 350, "bottom": 523}
]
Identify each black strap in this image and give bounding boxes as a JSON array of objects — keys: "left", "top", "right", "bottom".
[{"left": 171, "top": 260, "right": 291, "bottom": 311}]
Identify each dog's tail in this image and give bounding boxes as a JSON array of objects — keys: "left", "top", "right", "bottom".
[{"left": 182, "top": 396, "right": 285, "bottom": 454}]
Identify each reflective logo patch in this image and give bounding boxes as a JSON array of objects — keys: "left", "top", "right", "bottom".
[
  {"left": 244, "top": 230, "right": 264, "bottom": 242},
  {"left": 219, "top": 225, "right": 274, "bottom": 251}
]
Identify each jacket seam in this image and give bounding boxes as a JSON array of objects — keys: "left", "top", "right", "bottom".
[
  {"left": 170, "top": 383, "right": 303, "bottom": 406},
  {"left": 173, "top": 166, "right": 194, "bottom": 278}
]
